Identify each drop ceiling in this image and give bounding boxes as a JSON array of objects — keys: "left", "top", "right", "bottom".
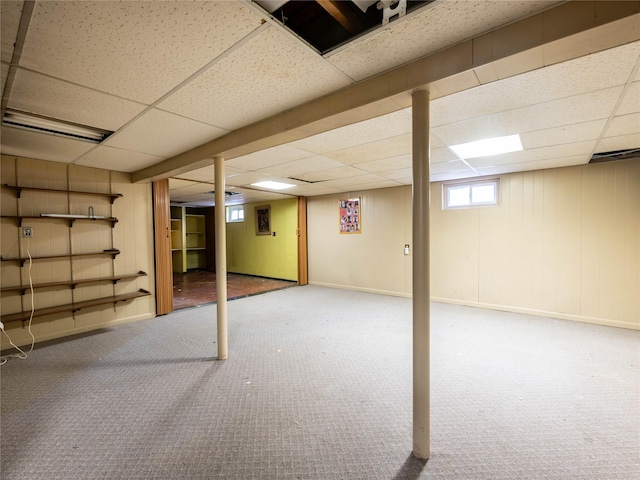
[{"left": 1, "top": 1, "right": 639, "bottom": 207}]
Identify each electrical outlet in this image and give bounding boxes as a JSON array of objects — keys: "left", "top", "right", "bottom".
[{"left": 22, "top": 226, "right": 33, "bottom": 238}]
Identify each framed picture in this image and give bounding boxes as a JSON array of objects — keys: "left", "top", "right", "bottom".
[
  {"left": 255, "top": 205, "right": 271, "bottom": 236},
  {"left": 339, "top": 197, "right": 361, "bottom": 234}
]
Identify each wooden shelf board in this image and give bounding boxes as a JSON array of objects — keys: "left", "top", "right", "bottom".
[
  {"left": 1, "top": 289, "right": 151, "bottom": 324},
  {"left": 3, "top": 184, "right": 122, "bottom": 203},
  {"left": 1, "top": 271, "right": 147, "bottom": 294},
  {"left": 1, "top": 215, "right": 118, "bottom": 226},
  {"left": 1, "top": 249, "right": 120, "bottom": 265}
]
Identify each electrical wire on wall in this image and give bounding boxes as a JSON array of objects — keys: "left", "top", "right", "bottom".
[{"left": 0, "top": 236, "right": 36, "bottom": 365}]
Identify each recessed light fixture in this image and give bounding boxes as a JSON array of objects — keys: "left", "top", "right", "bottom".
[
  {"left": 449, "top": 134, "right": 523, "bottom": 160},
  {"left": 2, "top": 109, "right": 112, "bottom": 143},
  {"left": 251, "top": 180, "right": 295, "bottom": 190}
]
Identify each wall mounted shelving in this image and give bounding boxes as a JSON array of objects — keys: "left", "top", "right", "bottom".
[{"left": 1, "top": 182, "right": 149, "bottom": 326}]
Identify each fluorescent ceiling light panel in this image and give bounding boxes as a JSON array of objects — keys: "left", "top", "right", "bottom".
[
  {"left": 449, "top": 134, "right": 523, "bottom": 160},
  {"left": 2, "top": 109, "right": 112, "bottom": 143},
  {"left": 251, "top": 180, "right": 295, "bottom": 190}
]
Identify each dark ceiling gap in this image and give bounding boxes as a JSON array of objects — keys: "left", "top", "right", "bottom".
[
  {"left": 261, "top": 0, "right": 433, "bottom": 54},
  {"left": 590, "top": 148, "right": 640, "bottom": 164}
]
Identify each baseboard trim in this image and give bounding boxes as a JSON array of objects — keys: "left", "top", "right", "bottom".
[
  {"left": 431, "top": 297, "right": 639, "bottom": 330},
  {"left": 1, "top": 313, "right": 156, "bottom": 350},
  {"left": 308, "top": 281, "right": 411, "bottom": 299}
]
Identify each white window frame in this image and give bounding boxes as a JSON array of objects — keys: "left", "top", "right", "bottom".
[
  {"left": 226, "top": 204, "right": 244, "bottom": 223},
  {"left": 442, "top": 178, "right": 500, "bottom": 210}
]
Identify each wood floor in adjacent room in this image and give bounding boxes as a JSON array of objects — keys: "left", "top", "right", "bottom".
[{"left": 172, "top": 270, "right": 296, "bottom": 310}]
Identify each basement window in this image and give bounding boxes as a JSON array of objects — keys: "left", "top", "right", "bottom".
[
  {"left": 443, "top": 179, "right": 499, "bottom": 210},
  {"left": 226, "top": 205, "right": 244, "bottom": 223}
]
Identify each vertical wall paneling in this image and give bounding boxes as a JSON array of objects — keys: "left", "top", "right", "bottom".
[
  {"left": 152, "top": 179, "right": 173, "bottom": 315},
  {"left": 1, "top": 155, "right": 156, "bottom": 350},
  {"left": 307, "top": 160, "right": 639, "bottom": 329},
  {"left": 297, "top": 196, "right": 308, "bottom": 286},
  {"left": 308, "top": 186, "right": 411, "bottom": 297}
]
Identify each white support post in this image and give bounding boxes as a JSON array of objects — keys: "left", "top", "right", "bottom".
[
  {"left": 214, "top": 156, "right": 228, "bottom": 360},
  {"left": 412, "top": 89, "right": 430, "bottom": 460}
]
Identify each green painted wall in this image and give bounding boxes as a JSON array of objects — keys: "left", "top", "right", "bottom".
[{"left": 226, "top": 198, "right": 298, "bottom": 281}]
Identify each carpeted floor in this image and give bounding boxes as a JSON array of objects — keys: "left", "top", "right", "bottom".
[{"left": 1, "top": 285, "right": 639, "bottom": 479}]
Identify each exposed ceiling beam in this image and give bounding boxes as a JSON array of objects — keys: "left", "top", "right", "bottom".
[
  {"left": 132, "top": 1, "right": 640, "bottom": 183},
  {"left": 316, "top": 0, "right": 369, "bottom": 35}
]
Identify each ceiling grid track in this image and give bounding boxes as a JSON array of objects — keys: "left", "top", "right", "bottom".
[
  {"left": 71, "top": 21, "right": 272, "bottom": 166},
  {"left": 587, "top": 52, "right": 640, "bottom": 162},
  {"left": 1, "top": 0, "right": 35, "bottom": 115}
]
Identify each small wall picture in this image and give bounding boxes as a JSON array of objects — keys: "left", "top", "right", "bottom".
[
  {"left": 255, "top": 205, "right": 271, "bottom": 236},
  {"left": 339, "top": 197, "right": 361, "bottom": 234}
]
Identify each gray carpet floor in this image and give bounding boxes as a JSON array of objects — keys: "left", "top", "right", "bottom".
[{"left": 1, "top": 285, "right": 639, "bottom": 479}]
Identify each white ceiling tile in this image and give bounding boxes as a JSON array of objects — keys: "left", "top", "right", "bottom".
[
  {"left": 255, "top": 155, "right": 344, "bottom": 178},
  {"left": 290, "top": 183, "right": 343, "bottom": 195},
  {"left": 289, "top": 109, "right": 412, "bottom": 154},
  {"left": 158, "top": 25, "right": 351, "bottom": 130},
  {"left": 594, "top": 133, "right": 640, "bottom": 154},
  {"left": 0, "top": 126, "right": 94, "bottom": 163},
  {"left": 225, "top": 144, "right": 313, "bottom": 171},
  {"left": 344, "top": 179, "right": 403, "bottom": 192},
  {"left": 226, "top": 171, "right": 277, "bottom": 187},
  {"left": 430, "top": 160, "right": 472, "bottom": 175},
  {"left": 321, "top": 173, "right": 389, "bottom": 189},
  {"left": 1, "top": 0, "right": 23, "bottom": 62},
  {"left": 173, "top": 165, "right": 216, "bottom": 183},
  {"left": 603, "top": 113, "right": 640, "bottom": 138},
  {"left": 617, "top": 80, "right": 639, "bottom": 116},
  {"left": 474, "top": 155, "right": 587, "bottom": 176},
  {"left": 430, "top": 134, "right": 446, "bottom": 149},
  {"left": 521, "top": 119, "right": 606, "bottom": 149},
  {"left": 105, "top": 109, "right": 226, "bottom": 158},
  {"left": 325, "top": 134, "right": 412, "bottom": 165},
  {"left": 352, "top": 154, "right": 412, "bottom": 173},
  {"left": 171, "top": 183, "right": 215, "bottom": 195},
  {"left": 9, "top": 69, "right": 146, "bottom": 131},
  {"left": 468, "top": 141, "right": 595, "bottom": 169},
  {"left": 168, "top": 178, "right": 197, "bottom": 190},
  {"left": 433, "top": 87, "right": 623, "bottom": 145},
  {"left": 21, "top": 1, "right": 262, "bottom": 103},
  {"left": 430, "top": 170, "right": 479, "bottom": 183},
  {"left": 294, "top": 165, "right": 365, "bottom": 183},
  {"left": 326, "top": 1, "right": 559, "bottom": 81},
  {"left": 379, "top": 167, "right": 413, "bottom": 180},
  {"left": 431, "top": 146, "right": 459, "bottom": 164},
  {"left": 431, "top": 42, "right": 639, "bottom": 128},
  {"left": 74, "top": 145, "right": 164, "bottom": 173}
]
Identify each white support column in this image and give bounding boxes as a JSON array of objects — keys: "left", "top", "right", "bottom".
[
  {"left": 214, "top": 156, "right": 228, "bottom": 360},
  {"left": 412, "top": 89, "right": 430, "bottom": 460}
]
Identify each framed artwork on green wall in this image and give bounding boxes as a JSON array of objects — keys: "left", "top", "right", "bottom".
[{"left": 255, "top": 205, "right": 271, "bottom": 236}]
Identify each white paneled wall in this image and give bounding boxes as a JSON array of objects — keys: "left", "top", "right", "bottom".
[
  {"left": 308, "top": 160, "right": 640, "bottom": 329},
  {"left": 0, "top": 155, "right": 155, "bottom": 349}
]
